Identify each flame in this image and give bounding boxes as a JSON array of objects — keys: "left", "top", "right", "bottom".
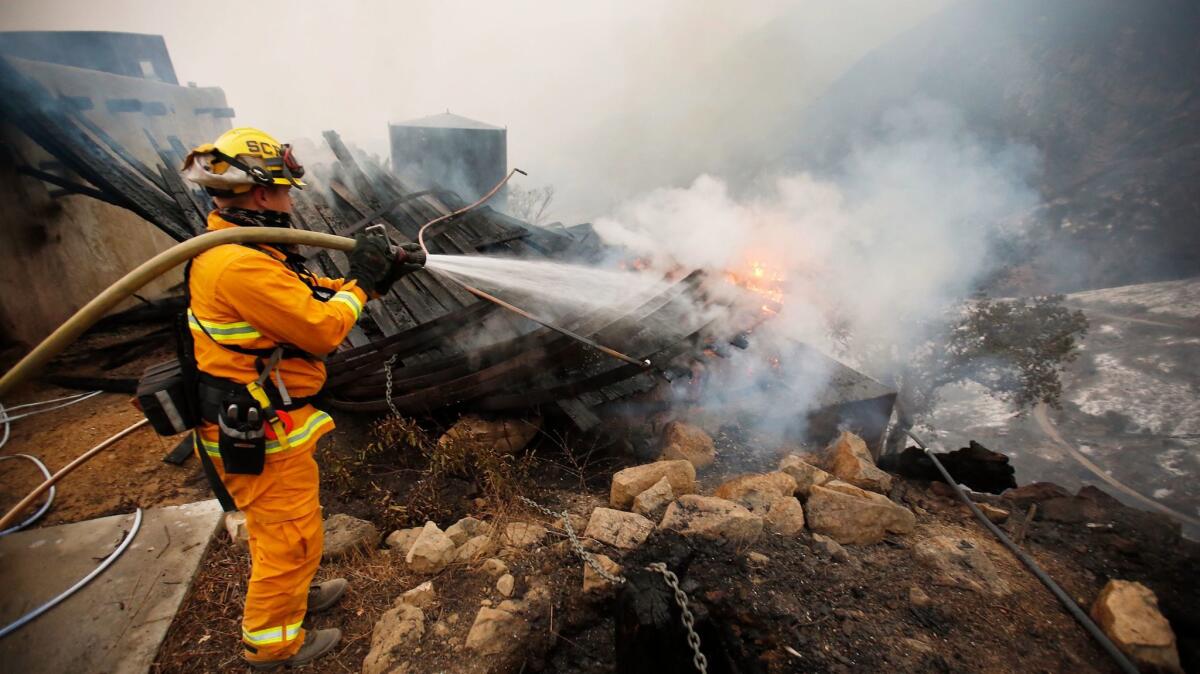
[{"left": 725, "top": 257, "right": 786, "bottom": 314}]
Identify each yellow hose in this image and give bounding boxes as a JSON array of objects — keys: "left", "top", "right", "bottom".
[{"left": 0, "top": 228, "right": 354, "bottom": 399}]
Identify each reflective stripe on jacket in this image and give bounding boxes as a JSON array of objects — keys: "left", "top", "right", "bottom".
[{"left": 191, "top": 211, "right": 366, "bottom": 459}]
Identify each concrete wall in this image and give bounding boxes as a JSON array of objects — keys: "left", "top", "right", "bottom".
[
  {"left": 0, "top": 57, "right": 232, "bottom": 347},
  {"left": 0, "top": 31, "right": 179, "bottom": 85}
]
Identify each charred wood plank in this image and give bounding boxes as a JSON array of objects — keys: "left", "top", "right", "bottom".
[
  {"left": 325, "top": 300, "right": 495, "bottom": 387},
  {"left": 0, "top": 57, "right": 191, "bottom": 241},
  {"left": 322, "top": 130, "right": 383, "bottom": 209},
  {"left": 41, "top": 374, "right": 137, "bottom": 394},
  {"left": 15, "top": 164, "right": 129, "bottom": 208}
]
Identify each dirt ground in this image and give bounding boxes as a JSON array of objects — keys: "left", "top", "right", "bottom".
[
  {"left": 4, "top": 328, "right": 1195, "bottom": 673},
  {"left": 143, "top": 413, "right": 1199, "bottom": 674},
  {"left": 0, "top": 380, "right": 210, "bottom": 527}
]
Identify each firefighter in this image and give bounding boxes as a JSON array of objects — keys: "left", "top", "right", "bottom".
[{"left": 180, "top": 127, "right": 424, "bottom": 668}]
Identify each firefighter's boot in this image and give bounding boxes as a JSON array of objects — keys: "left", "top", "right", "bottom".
[
  {"left": 307, "top": 578, "right": 348, "bottom": 615},
  {"left": 245, "top": 627, "right": 341, "bottom": 670}
]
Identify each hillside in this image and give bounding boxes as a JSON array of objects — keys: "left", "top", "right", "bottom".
[{"left": 784, "top": 0, "right": 1200, "bottom": 291}]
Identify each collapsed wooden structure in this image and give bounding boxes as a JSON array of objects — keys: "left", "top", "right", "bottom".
[{"left": 0, "top": 56, "right": 764, "bottom": 431}]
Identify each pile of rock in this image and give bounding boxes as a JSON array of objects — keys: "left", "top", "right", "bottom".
[
  {"left": 359, "top": 426, "right": 921, "bottom": 673},
  {"left": 592, "top": 428, "right": 917, "bottom": 563},
  {"left": 384, "top": 515, "right": 550, "bottom": 577}
]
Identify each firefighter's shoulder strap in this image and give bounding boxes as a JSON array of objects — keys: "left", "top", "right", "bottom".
[{"left": 180, "top": 260, "right": 236, "bottom": 512}]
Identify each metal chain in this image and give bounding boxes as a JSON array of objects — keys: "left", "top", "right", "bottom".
[
  {"left": 383, "top": 354, "right": 399, "bottom": 417},
  {"left": 516, "top": 495, "right": 707, "bottom": 673},
  {"left": 648, "top": 562, "right": 709, "bottom": 674},
  {"left": 516, "top": 495, "right": 626, "bottom": 585}
]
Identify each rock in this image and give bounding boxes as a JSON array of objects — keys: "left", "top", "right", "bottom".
[
  {"left": 496, "top": 574, "right": 515, "bottom": 597},
  {"left": 810, "top": 533, "right": 851, "bottom": 562},
  {"left": 385, "top": 526, "right": 423, "bottom": 555},
  {"left": 397, "top": 581, "right": 436, "bottom": 609},
  {"left": 405, "top": 521, "right": 456, "bottom": 574},
  {"left": 899, "top": 636, "right": 935, "bottom": 656},
  {"left": 552, "top": 512, "right": 588, "bottom": 534},
  {"left": 929, "top": 480, "right": 958, "bottom": 500},
  {"left": 502, "top": 522, "right": 547, "bottom": 548},
  {"left": 224, "top": 511, "right": 248, "bottom": 549},
  {"left": 431, "top": 622, "right": 451, "bottom": 638},
  {"left": 1001, "top": 482, "right": 1071, "bottom": 507},
  {"left": 824, "top": 431, "right": 892, "bottom": 494},
  {"left": 805, "top": 482, "right": 915, "bottom": 545},
  {"left": 583, "top": 508, "right": 655, "bottom": 549},
  {"left": 914, "top": 536, "right": 1011, "bottom": 596},
  {"left": 322, "top": 513, "right": 380, "bottom": 561},
  {"left": 764, "top": 497, "right": 806, "bottom": 535},
  {"left": 659, "top": 495, "right": 763, "bottom": 546},
  {"left": 778, "top": 455, "right": 834, "bottom": 498},
  {"left": 438, "top": 413, "right": 541, "bottom": 455},
  {"left": 1091, "top": 580, "right": 1182, "bottom": 673},
  {"left": 480, "top": 558, "right": 509, "bottom": 578},
  {"left": 583, "top": 554, "right": 623, "bottom": 593},
  {"left": 632, "top": 476, "right": 674, "bottom": 522},
  {"left": 610, "top": 460, "right": 697, "bottom": 510},
  {"left": 1039, "top": 496, "right": 1112, "bottom": 524},
  {"left": 362, "top": 603, "right": 424, "bottom": 674},
  {"left": 659, "top": 421, "right": 716, "bottom": 469},
  {"left": 445, "top": 516, "right": 489, "bottom": 546},
  {"left": 463, "top": 599, "right": 530, "bottom": 652},
  {"left": 713, "top": 472, "right": 798, "bottom": 513},
  {"left": 747, "top": 551, "right": 770, "bottom": 567},
  {"left": 976, "top": 503, "right": 1010, "bottom": 524},
  {"left": 455, "top": 534, "right": 495, "bottom": 562},
  {"left": 908, "top": 585, "right": 932, "bottom": 607}
]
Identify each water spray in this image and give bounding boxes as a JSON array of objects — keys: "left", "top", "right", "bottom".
[{"left": 413, "top": 169, "right": 652, "bottom": 369}]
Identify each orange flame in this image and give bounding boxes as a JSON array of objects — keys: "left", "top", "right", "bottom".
[{"left": 726, "top": 257, "right": 786, "bottom": 313}]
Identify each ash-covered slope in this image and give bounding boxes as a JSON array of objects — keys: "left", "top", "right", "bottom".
[{"left": 785, "top": 0, "right": 1200, "bottom": 292}]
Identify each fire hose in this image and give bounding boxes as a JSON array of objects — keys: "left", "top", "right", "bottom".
[
  {"left": 0, "top": 176, "right": 647, "bottom": 530},
  {"left": 0, "top": 177, "right": 644, "bottom": 401}
]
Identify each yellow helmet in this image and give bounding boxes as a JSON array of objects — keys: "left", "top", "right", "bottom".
[{"left": 181, "top": 127, "right": 305, "bottom": 195}]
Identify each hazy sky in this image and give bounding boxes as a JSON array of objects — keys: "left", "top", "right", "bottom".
[{"left": 1, "top": 0, "right": 951, "bottom": 220}]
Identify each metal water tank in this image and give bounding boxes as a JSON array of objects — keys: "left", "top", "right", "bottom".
[{"left": 389, "top": 112, "right": 506, "bottom": 199}]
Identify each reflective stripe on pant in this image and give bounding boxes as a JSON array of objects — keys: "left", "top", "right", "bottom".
[{"left": 202, "top": 443, "right": 323, "bottom": 661}]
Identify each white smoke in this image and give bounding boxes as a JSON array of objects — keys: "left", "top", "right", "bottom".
[{"left": 595, "top": 100, "right": 1040, "bottom": 393}]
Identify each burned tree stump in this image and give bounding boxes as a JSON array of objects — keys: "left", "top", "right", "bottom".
[
  {"left": 614, "top": 534, "right": 760, "bottom": 674},
  {"left": 880, "top": 440, "right": 1016, "bottom": 494}
]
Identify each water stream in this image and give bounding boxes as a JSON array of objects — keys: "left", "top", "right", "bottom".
[{"left": 425, "top": 254, "right": 671, "bottom": 316}]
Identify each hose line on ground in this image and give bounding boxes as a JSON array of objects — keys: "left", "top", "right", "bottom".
[
  {"left": 0, "top": 419, "right": 149, "bottom": 532},
  {"left": 0, "top": 392, "right": 109, "bottom": 535},
  {"left": 0, "top": 454, "right": 54, "bottom": 536},
  {"left": 0, "top": 508, "right": 142, "bottom": 640},
  {"left": 903, "top": 429, "right": 1139, "bottom": 674}
]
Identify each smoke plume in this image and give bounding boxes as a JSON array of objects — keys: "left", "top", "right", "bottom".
[{"left": 595, "top": 100, "right": 1040, "bottom": 420}]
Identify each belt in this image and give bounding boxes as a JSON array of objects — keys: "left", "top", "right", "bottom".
[{"left": 196, "top": 372, "right": 318, "bottom": 423}]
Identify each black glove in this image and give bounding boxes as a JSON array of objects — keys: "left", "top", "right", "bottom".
[
  {"left": 377, "top": 242, "right": 426, "bottom": 295},
  {"left": 349, "top": 230, "right": 396, "bottom": 298},
  {"left": 395, "top": 243, "right": 426, "bottom": 275}
]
